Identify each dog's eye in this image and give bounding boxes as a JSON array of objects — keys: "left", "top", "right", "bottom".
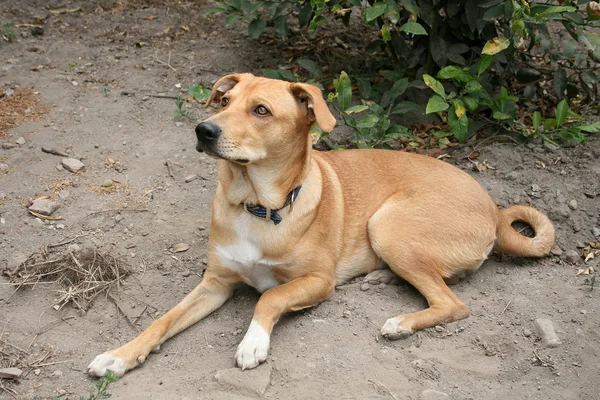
[
  {"left": 221, "top": 97, "right": 229, "bottom": 108},
  {"left": 255, "top": 105, "right": 270, "bottom": 116}
]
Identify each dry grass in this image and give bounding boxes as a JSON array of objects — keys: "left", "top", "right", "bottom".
[
  {"left": 4, "top": 246, "right": 129, "bottom": 311},
  {"left": 0, "top": 88, "right": 49, "bottom": 138},
  {"left": 91, "top": 180, "right": 130, "bottom": 195}
]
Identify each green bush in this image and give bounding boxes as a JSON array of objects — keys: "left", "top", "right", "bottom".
[{"left": 206, "top": 1, "right": 600, "bottom": 147}]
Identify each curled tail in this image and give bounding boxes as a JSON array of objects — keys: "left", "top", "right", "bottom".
[{"left": 494, "top": 205, "right": 555, "bottom": 257}]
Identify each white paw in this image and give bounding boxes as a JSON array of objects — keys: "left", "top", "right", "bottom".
[
  {"left": 235, "top": 320, "right": 270, "bottom": 370},
  {"left": 364, "top": 268, "right": 400, "bottom": 285},
  {"left": 381, "top": 316, "right": 413, "bottom": 340},
  {"left": 87, "top": 353, "right": 127, "bottom": 377}
]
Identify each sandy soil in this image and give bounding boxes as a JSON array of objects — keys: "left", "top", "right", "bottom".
[{"left": 1, "top": 1, "right": 599, "bottom": 399}]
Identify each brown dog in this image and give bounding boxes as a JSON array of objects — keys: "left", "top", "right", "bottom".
[{"left": 87, "top": 73, "right": 554, "bottom": 376}]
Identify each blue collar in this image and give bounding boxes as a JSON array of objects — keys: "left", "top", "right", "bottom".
[{"left": 243, "top": 186, "right": 302, "bottom": 225}]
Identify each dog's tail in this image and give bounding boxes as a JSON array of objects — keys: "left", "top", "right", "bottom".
[{"left": 494, "top": 205, "right": 555, "bottom": 257}]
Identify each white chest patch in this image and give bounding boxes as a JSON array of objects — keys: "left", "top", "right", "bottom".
[{"left": 216, "top": 240, "right": 280, "bottom": 292}]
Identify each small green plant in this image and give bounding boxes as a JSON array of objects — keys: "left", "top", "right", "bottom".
[
  {"left": 583, "top": 274, "right": 597, "bottom": 291},
  {"left": 329, "top": 71, "right": 414, "bottom": 149},
  {"left": 81, "top": 370, "right": 119, "bottom": 400},
  {"left": 102, "top": 88, "right": 110, "bottom": 97},
  {"left": 2, "top": 22, "right": 16, "bottom": 41},
  {"left": 175, "top": 95, "right": 196, "bottom": 120},
  {"left": 188, "top": 84, "right": 211, "bottom": 101}
]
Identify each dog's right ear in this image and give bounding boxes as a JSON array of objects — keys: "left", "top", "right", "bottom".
[{"left": 204, "top": 74, "right": 252, "bottom": 108}]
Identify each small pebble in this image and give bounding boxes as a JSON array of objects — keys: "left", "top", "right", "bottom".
[
  {"left": 2, "top": 143, "right": 16, "bottom": 150},
  {"left": 564, "top": 250, "right": 582, "bottom": 264},
  {"left": 568, "top": 200, "right": 578, "bottom": 210},
  {"left": 434, "top": 325, "right": 444, "bottom": 332},
  {"left": 360, "top": 282, "right": 370, "bottom": 291},
  {"left": 15, "top": 137, "right": 26, "bottom": 145},
  {"left": 535, "top": 318, "right": 562, "bottom": 348},
  {"left": 523, "top": 329, "right": 532, "bottom": 337},
  {"left": 175, "top": 122, "right": 184, "bottom": 127},
  {"left": 182, "top": 270, "right": 191, "bottom": 277},
  {"left": 185, "top": 174, "right": 198, "bottom": 183}
]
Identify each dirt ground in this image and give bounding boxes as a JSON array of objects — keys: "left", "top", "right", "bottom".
[{"left": 1, "top": 1, "right": 599, "bottom": 399}]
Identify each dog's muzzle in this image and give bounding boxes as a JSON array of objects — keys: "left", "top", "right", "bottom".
[{"left": 195, "top": 122, "right": 221, "bottom": 153}]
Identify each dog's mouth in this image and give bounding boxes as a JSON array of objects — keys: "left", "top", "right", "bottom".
[{"left": 196, "top": 142, "right": 250, "bottom": 165}]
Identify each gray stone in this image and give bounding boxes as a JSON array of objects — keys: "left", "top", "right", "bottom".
[
  {"left": 564, "top": 250, "right": 582, "bottom": 264},
  {"left": 0, "top": 367, "right": 23, "bottom": 379},
  {"left": 421, "top": 389, "right": 449, "bottom": 400},
  {"left": 175, "top": 121, "right": 184, "bottom": 127},
  {"left": 28, "top": 199, "right": 59, "bottom": 216},
  {"left": 15, "top": 137, "right": 26, "bottom": 145},
  {"left": 185, "top": 174, "right": 198, "bottom": 183},
  {"left": 543, "top": 142, "right": 558, "bottom": 152},
  {"left": 2, "top": 142, "right": 16, "bottom": 149},
  {"left": 61, "top": 158, "right": 85, "bottom": 172},
  {"left": 215, "top": 365, "right": 272, "bottom": 396},
  {"left": 568, "top": 200, "right": 578, "bottom": 210},
  {"left": 0, "top": 163, "right": 8, "bottom": 171},
  {"left": 523, "top": 329, "right": 532, "bottom": 337},
  {"left": 434, "top": 325, "right": 444, "bottom": 333},
  {"left": 534, "top": 318, "right": 561, "bottom": 348},
  {"left": 592, "top": 227, "right": 600, "bottom": 238},
  {"left": 360, "top": 282, "right": 370, "bottom": 291},
  {"left": 506, "top": 171, "right": 519, "bottom": 181}
]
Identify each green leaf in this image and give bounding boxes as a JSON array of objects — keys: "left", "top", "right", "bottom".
[
  {"left": 365, "top": 2, "right": 387, "bottom": 22},
  {"left": 400, "top": 0, "right": 419, "bottom": 16},
  {"left": 544, "top": 118, "right": 557, "bottom": 131},
  {"left": 423, "top": 74, "right": 445, "bottom": 98},
  {"left": 248, "top": 19, "right": 266, "bottom": 39},
  {"left": 532, "top": 111, "right": 542, "bottom": 130},
  {"left": 381, "top": 24, "right": 391, "bottom": 41},
  {"left": 448, "top": 105, "right": 468, "bottom": 142},
  {"left": 429, "top": 35, "right": 447, "bottom": 67},
  {"left": 336, "top": 71, "right": 352, "bottom": 112},
  {"left": 273, "top": 15, "right": 288, "bottom": 38},
  {"left": 386, "top": 124, "right": 413, "bottom": 139},
  {"left": 262, "top": 69, "right": 281, "bottom": 79},
  {"left": 391, "top": 101, "right": 422, "bottom": 114},
  {"left": 482, "top": 36, "right": 510, "bottom": 55},
  {"left": 278, "top": 69, "right": 297, "bottom": 82},
  {"left": 345, "top": 104, "right": 369, "bottom": 114},
  {"left": 380, "top": 78, "right": 408, "bottom": 108},
  {"left": 578, "top": 121, "right": 600, "bottom": 133},
  {"left": 425, "top": 95, "right": 449, "bottom": 114},
  {"left": 478, "top": 54, "right": 493, "bottom": 76},
  {"left": 356, "top": 78, "right": 371, "bottom": 99},
  {"left": 553, "top": 68, "right": 567, "bottom": 99},
  {"left": 357, "top": 114, "right": 379, "bottom": 129},
  {"left": 204, "top": 7, "right": 227, "bottom": 16},
  {"left": 188, "top": 85, "right": 211, "bottom": 100},
  {"left": 297, "top": 59, "right": 321, "bottom": 78},
  {"left": 399, "top": 22, "right": 427, "bottom": 35},
  {"left": 452, "top": 99, "right": 466, "bottom": 119},
  {"left": 492, "top": 111, "right": 512, "bottom": 121},
  {"left": 225, "top": 14, "right": 241, "bottom": 26},
  {"left": 555, "top": 99, "right": 569, "bottom": 127},
  {"left": 437, "top": 66, "right": 469, "bottom": 81},
  {"left": 462, "top": 96, "right": 479, "bottom": 111}
]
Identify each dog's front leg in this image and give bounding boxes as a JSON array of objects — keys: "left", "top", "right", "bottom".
[
  {"left": 235, "top": 274, "right": 334, "bottom": 370},
  {"left": 87, "top": 273, "right": 234, "bottom": 377}
]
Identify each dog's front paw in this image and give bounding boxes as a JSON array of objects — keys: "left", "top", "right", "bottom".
[
  {"left": 381, "top": 316, "right": 413, "bottom": 340},
  {"left": 363, "top": 268, "right": 400, "bottom": 285},
  {"left": 87, "top": 353, "right": 127, "bottom": 377},
  {"left": 235, "top": 320, "right": 270, "bottom": 370}
]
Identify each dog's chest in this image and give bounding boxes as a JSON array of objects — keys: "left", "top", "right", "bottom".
[{"left": 216, "top": 240, "right": 280, "bottom": 293}]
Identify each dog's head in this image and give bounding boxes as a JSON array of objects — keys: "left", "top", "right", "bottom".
[{"left": 195, "top": 73, "right": 336, "bottom": 165}]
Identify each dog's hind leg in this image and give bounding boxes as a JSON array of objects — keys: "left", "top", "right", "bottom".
[
  {"left": 87, "top": 273, "right": 235, "bottom": 377},
  {"left": 367, "top": 196, "right": 472, "bottom": 339}
]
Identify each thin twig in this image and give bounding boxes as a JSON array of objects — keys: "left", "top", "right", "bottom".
[
  {"left": 164, "top": 159, "right": 174, "bottom": 179},
  {"left": 368, "top": 380, "right": 399, "bottom": 400},
  {"left": 88, "top": 208, "right": 148, "bottom": 217},
  {"left": 146, "top": 94, "right": 178, "bottom": 99},
  {"left": 0, "top": 339, "right": 30, "bottom": 355},
  {"left": 153, "top": 50, "right": 176, "bottom": 71},
  {"left": 30, "top": 359, "right": 73, "bottom": 368},
  {"left": 500, "top": 299, "right": 512, "bottom": 315},
  {"left": 107, "top": 293, "right": 140, "bottom": 332}
]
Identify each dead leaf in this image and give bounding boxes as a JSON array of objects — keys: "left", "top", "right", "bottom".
[
  {"left": 535, "top": 160, "right": 546, "bottom": 169},
  {"left": 172, "top": 243, "right": 190, "bottom": 253},
  {"left": 180, "top": 25, "right": 189, "bottom": 31},
  {"left": 31, "top": 65, "right": 45, "bottom": 71},
  {"left": 48, "top": 7, "right": 82, "bottom": 15},
  {"left": 475, "top": 159, "right": 495, "bottom": 172},
  {"left": 141, "top": 16, "right": 158, "bottom": 21}
]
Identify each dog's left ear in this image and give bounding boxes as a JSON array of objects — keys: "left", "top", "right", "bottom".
[
  {"left": 204, "top": 73, "right": 253, "bottom": 108},
  {"left": 290, "top": 83, "right": 337, "bottom": 132}
]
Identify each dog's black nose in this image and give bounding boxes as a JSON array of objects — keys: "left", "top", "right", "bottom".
[{"left": 196, "top": 122, "right": 221, "bottom": 142}]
